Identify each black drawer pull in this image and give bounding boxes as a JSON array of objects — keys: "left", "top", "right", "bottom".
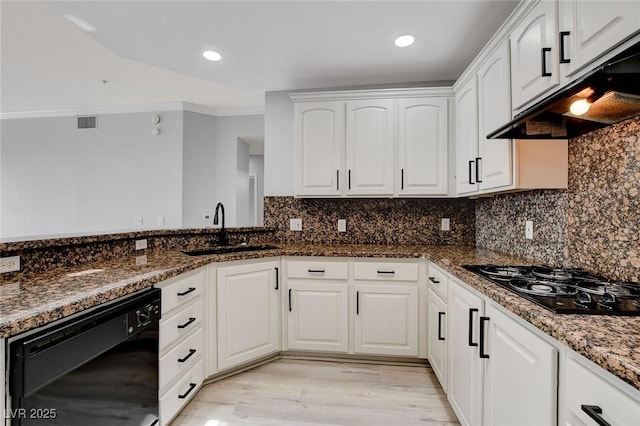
[
  {"left": 177, "top": 287, "right": 196, "bottom": 296},
  {"left": 401, "top": 168, "right": 404, "bottom": 190},
  {"left": 308, "top": 269, "right": 325, "bottom": 273},
  {"left": 438, "top": 312, "right": 445, "bottom": 341},
  {"left": 178, "top": 383, "right": 197, "bottom": 399},
  {"left": 275, "top": 267, "right": 279, "bottom": 290},
  {"left": 468, "top": 160, "right": 475, "bottom": 185},
  {"left": 479, "top": 316, "right": 490, "bottom": 359},
  {"left": 581, "top": 405, "right": 611, "bottom": 426},
  {"left": 377, "top": 270, "right": 395, "bottom": 274},
  {"left": 468, "top": 308, "right": 478, "bottom": 346},
  {"left": 288, "top": 289, "right": 292, "bottom": 312},
  {"left": 178, "top": 349, "right": 197, "bottom": 363},
  {"left": 336, "top": 170, "right": 339, "bottom": 190},
  {"left": 559, "top": 31, "right": 570, "bottom": 63},
  {"left": 177, "top": 317, "right": 196, "bottom": 329},
  {"left": 356, "top": 291, "right": 360, "bottom": 315},
  {"left": 428, "top": 276, "right": 440, "bottom": 284},
  {"left": 541, "top": 47, "right": 552, "bottom": 77},
  {"left": 475, "top": 157, "right": 482, "bottom": 183}
]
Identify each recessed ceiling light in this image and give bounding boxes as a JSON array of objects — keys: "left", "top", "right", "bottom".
[
  {"left": 203, "top": 50, "right": 222, "bottom": 62},
  {"left": 64, "top": 14, "right": 96, "bottom": 32},
  {"left": 395, "top": 35, "right": 415, "bottom": 48}
]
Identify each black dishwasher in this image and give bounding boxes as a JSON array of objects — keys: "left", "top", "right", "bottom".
[{"left": 8, "top": 288, "right": 161, "bottom": 426}]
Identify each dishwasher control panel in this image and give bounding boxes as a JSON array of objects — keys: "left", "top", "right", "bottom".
[{"left": 127, "top": 299, "right": 161, "bottom": 334}]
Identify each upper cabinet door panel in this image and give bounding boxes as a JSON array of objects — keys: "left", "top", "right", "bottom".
[
  {"left": 455, "top": 77, "right": 479, "bottom": 195},
  {"left": 559, "top": 0, "right": 640, "bottom": 79},
  {"left": 346, "top": 99, "right": 395, "bottom": 196},
  {"left": 295, "top": 101, "right": 344, "bottom": 196},
  {"left": 511, "top": 0, "right": 560, "bottom": 110},
  {"left": 398, "top": 98, "right": 449, "bottom": 195},
  {"left": 478, "top": 40, "right": 514, "bottom": 191}
]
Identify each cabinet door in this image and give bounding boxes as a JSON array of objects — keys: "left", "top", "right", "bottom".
[
  {"left": 287, "top": 281, "right": 349, "bottom": 353},
  {"left": 455, "top": 77, "right": 479, "bottom": 195},
  {"left": 478, "top": 41, "right": 514, "bottom": 192},
  {"left": 398, "top": 97, "right": 449, "bottom": 195},
  {"left": 295, "top": 101, "right": 344, "bottom": 196},
  {"left": 346, "top": 99, "right": 395, "bottom": 195},
  {"left": 559, "top": 0, "right": 640, "bottom": 79},
  {"left": 217, "top": 260, "right": 280, "bottom": 371},
  {"left": 427, "top": 289, "right": 448, "bottom": 392},
  {"left": 483, "top": 304, "right": 558, "bottom": 426},
  {"left": 511, "top": 0, "right": 559, "bottom": 109},
  {"left": 353, "top": 284, "right": 418, "bottom": 356},
  {"left": 448, "top": 280, "right": 484, "bottom": 426}
]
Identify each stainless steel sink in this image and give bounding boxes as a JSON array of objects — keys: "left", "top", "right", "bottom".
[{"left": 182, "top": 244, "right": 278, "bottom": 256}]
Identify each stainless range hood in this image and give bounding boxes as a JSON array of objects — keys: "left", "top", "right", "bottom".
[{"left": 488, "top": 41, "right": 640, "bottom": 139}]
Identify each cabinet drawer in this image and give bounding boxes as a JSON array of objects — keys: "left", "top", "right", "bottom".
[
  {"left": 561, "top": 352, "right": 640, "bottom": 426},
  {"left": 158, "top": 268, "right": 205, "bottom": 315},
  {"left": 159, "top": 358, "right": 205, "bottom": 426},
  {"left": 353, "top": 261, "right": 418, "bottom": 282},
  {"left": 160, "top": 299, "right": 204, "bottom": 352},
  {"left": 159, "top": 327, "right": 205, "bottom": 392},
  {"left": 428, "top": 264, "right": 448, "bottom": 300},
  {"left": 287, "top": 260, "right": 348, "bottom": 280}
]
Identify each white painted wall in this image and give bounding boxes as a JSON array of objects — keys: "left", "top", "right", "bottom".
[
  {"left": 236, "top": 139, "right": 250, "bottom": 226},
  {"left": 249, "top": 155, "right": 264, "bottom": 225},
  {"left": 0, "top": 111, "right": 184, "bottom": 239}
]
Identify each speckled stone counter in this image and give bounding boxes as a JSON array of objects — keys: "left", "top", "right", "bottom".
[{"left": 1, "top": 243, "right": 639, "bottom": 392}]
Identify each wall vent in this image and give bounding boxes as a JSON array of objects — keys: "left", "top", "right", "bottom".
[{"left": 77, "top": 115, "right": 97, "bottom": 129}]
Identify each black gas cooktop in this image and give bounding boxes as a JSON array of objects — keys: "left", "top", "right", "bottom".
[{"left": 463, "top": 265, "right": 640, "bottom": 315}]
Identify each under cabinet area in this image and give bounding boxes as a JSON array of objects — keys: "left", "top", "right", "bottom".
[
  {"left": 216, "top": 258, "right": 280, "bottom": 371},
  {"left": 156, "top": 267, "right": 207, "bottom": 426}
]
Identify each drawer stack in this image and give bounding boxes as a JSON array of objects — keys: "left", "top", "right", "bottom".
[{"left": 156, "top": 267, "right": 206, "bottom": 426}]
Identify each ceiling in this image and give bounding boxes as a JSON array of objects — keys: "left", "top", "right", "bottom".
[{"left": 1, "top": 0, "right": 519, "bottom": 115}]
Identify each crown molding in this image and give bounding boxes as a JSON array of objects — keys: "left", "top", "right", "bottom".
[{"left": 289, "top": 86, "right": 454, "bottom": 102}]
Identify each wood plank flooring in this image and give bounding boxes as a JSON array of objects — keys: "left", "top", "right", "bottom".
[{"left": 171, "top": 359, "right": 460, "bottom": 425}]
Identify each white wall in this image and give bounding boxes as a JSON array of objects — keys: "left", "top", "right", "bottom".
[
  {"left": 249, "top": 155, "right": 264, "bottom": 225},
  {"left": 0, "top": 111, "right": 184, "bottom": 239},
  {"left": 235, "top": 139, "right": 250, "bottom": 226}
]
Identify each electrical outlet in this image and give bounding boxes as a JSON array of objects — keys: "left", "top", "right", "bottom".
[
  {"left": 290, "top": 218, "right": 302, "bottom": 231},
  {"left": 441, "top": 218, "right": 451, "bottom": 231},
  {"left": 338, "top": 219, "right": 347, "bottom": 232},
  {"left": 525, "top": 220, "right": 534, "bottom": 239},
  {"left": 135, "top": 239, "right": 147, "bottom": 250},
  {"left": 0, "top": 255, "right": 21, "bottom": 273},
  {"left": 134, "top": 216, "right": 143, "bottom": 226},
  {"left": 135, "top": 255, "right": 148, "bottom": 265}
]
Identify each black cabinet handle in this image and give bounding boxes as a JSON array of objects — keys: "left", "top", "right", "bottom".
[
  {"left": 336, "top": 170, "right": 339, "bottom": 190},
  {"left": 468, "top": 308, "right": 478, "bottom": 346},
  {"left": 288, "top": 288, "right": 292, "bottom": 312},
  {"left": 178, "top": 349, "right": 197, "bottom": 363},
  {"left": 479, "top": 316, "right": 490, "bottom": 359},
  {"left": 475, "top": 157, "right": 482, "bottom": 183},
  {"left": 581, "top": 405, "right": 611, "bottom": 426},
  {"left": 438, "top": 312, "right": 445, "bottom": 341},
  {"left": 468, "top": 160, "right": 475, "bottom": 185},
  {"left": 559, "top": 31, "right": 570, "bottom": 63},
  {"left": 275, "top": 267, "right": 279, "bottom": 290},
  {"left": 178, "top": 383, "right": 197, "bottom": 399},
  {"left": 348, "top": 169, "right": 351, "bottom": 189},
  {"left": 177, "top": 317, "right": 196, "bottom": 329},
  {"left": 401, "top": 168, "right": 404, "bottom": 190},
  {"left": 308, "top": 269, "right": 325, "bottom": 273},
  {"left": 541, "top": 47, "right": 552, "bottom": 77},
  {"left": 356, "top": 291, "right": 360, "bottom": 315},
  {"left": 377, "top": 270, "right": 395, "bottom": 274},
  {"left": 177, "top": 287, "right": 196, "bottom": 297},
  {"left": 428, "top": 276, "right": 440, "bottom": 284}
]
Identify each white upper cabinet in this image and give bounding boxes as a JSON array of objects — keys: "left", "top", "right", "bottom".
[
  {"left": 345, "top": 99, "right": 396, "bottom": 196},
  {"left": 477, "top": 40, "right": 514, "bottom": 192},
  {"left": 511, "top": 0, "right": 560, "bottom": 110},
  {"left": 559, "top": 0, "right": 640, "bottom": 79},
  {"left": 455, "top": 77, "right": 479, "bottom": 196},
  {"left": 398, "top": 98, "right": 449, "bottom": 195},
  {"left": 295, "top": 101, "right": 344, "bottom": 196}
]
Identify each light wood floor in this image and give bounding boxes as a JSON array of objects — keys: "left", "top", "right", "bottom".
[{"left": 171, "top": 359, "right": 460, "bottom": 426}]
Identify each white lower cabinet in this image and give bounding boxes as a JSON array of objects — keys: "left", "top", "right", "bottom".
[
  {"left": 559, "top": 349, "right": 640, "bottom": 426},
  {"left": 482, "top": 303, "right": 558, "bottom": 426},
  {"left": 217, "top": 259, "right": 280, "bottom": 371},
  {"left": 427, "top": 288, "right": 447, "bottom": 392},
  {"left": 448, "top": 279, "right": 485, "bottom": 426}
]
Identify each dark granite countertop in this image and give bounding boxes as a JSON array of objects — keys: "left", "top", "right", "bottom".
[{"left": 1, "top": 243, "right": 639, "bottom": 392}]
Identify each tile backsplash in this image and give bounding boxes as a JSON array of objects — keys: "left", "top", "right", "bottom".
[
  {"left": 476, "top": 116, "right": 640, "bottom": 282},
  {"left": 264, "top": 197, "right": 476, "bottom": 245}
]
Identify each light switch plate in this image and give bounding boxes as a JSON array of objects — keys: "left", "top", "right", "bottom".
[
  {"left": 290, "top": 218, "right": 302, "bottom": 231},
  {"left": 525, "top": 220, "right": 534, "bottom": 239},
  {"left": 338, "top": 219, "right": 347, "bottom": 232},
  {"left": 0, "top": 256, "right": 20, "bottom": 273},
  {"left": 441, "top": 218, "right": 450, "bottom": 231},
  {"left": 135, "top": 239, "right": 147, "bottom": 250}
]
